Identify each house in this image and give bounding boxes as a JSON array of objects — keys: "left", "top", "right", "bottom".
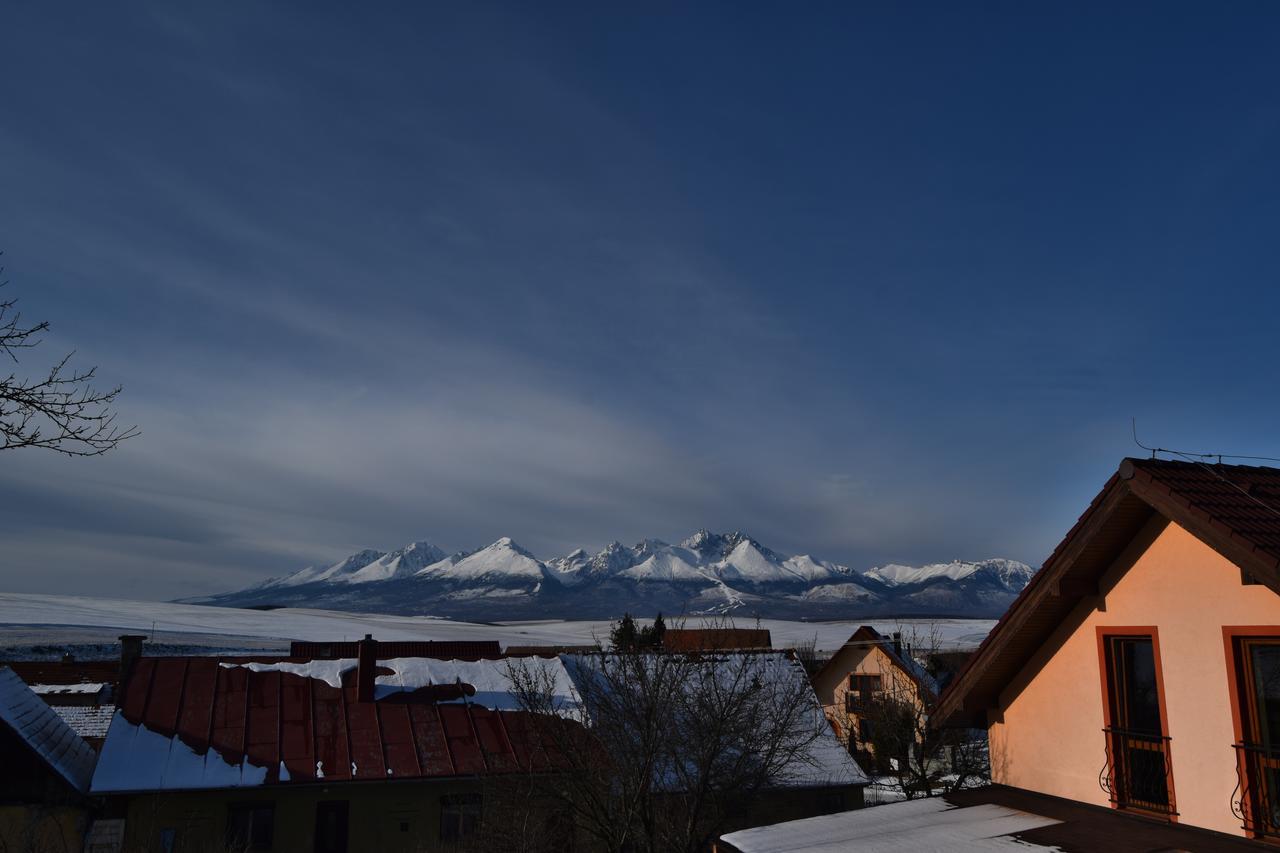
[
  {"left": 810, "top": 626, "right": 938, "bottom": 772},
  {"left": 5, "top": 635, "right": 146, "bottom": 750},
  {"left": 89, "top": 637, "right": 862, "bottom": 851},
  {"left": 0, "top": 666, "right": 98, "bottom": 851},
  {"left": 662, "top": 627, "right": 773, "bottom": 652},
  {"left": 89, "top": 635, "right": 575, "bottom": 852},
  {"left": 928, "top": 457, "right": 1280, "bottom": 842},
  {"left": 720, "top": 457, "right": 1280, "bottom": 852}
]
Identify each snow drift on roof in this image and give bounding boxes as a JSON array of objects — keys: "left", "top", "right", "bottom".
[
  {"left": 220, "top": 656, "right": 578, "bottom": 710},
  {"left": 0, "top": 666, "right": 97, "bottom": 793},
  {"left": 720, "top": 797, "right": 1062, "bottom": 852}
]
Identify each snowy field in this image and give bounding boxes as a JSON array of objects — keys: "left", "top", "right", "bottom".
[{"left": 0, "top": 592, "right": 996, "bottom": 655}]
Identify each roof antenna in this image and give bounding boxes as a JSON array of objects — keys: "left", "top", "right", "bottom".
[{"left": 1132, "top": 418, "right": 1158, "bottom": 459}]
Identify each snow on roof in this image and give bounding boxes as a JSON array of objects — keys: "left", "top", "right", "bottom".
[
  {"left": 92, "top": 654, "right": 579, "bottom": 793},
  {"left": 220, "top": 656, "right": 578, "bottom": 710},
  {"left": 0, "top": 666, "right": 97, "bottom": 793},
  {"left": 720, "top": 797, "right": 1063, "bottom": 852},
  {"left": 52, "top": 704, "right": 116, "bottom": 740},
  {"left": 561, "top": 652, "right": 867, "bottom": 790},
  {"left": 92, "top": 714, "right": 269, "bottom": 793},
  {"left": 31, "top": 682, "right": 107, "bottom": 695}
]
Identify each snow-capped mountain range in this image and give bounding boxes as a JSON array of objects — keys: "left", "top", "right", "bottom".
[{"left": 193, "top": 530, "right": 1035, "bottom": 621}]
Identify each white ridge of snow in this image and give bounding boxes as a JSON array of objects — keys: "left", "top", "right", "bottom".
[
  {"left": 620, "top": 545, "right": 706, "bottom": 583},
  {"left": 263, "top": 549, "right": 386, "bottom": 588},
  {"left": 0, "top": 591, "right": 999, "bottom": 652},
  {"left": 863, "top": 558, "right": 1033, "bottom": 588},
  {"left": 416, "top": 537, "right": 547, "bottom": 583},
  {"left": 344, "top": 541, "right": 446, "bottom": 584}
]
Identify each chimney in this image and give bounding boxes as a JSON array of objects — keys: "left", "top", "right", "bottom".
[
  {"left": 119, "top": 634, "right": 147, "bottom": 687},
  {"left": 892, "top": 632, "right": 903, "bottom": 659},
  {"left": 356, "top": 634, "right": 377, "bottom": 703}
]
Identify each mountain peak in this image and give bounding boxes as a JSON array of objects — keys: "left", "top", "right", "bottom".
[{"left": 207, "top": 532, "right": 1036, "bottom": 622}]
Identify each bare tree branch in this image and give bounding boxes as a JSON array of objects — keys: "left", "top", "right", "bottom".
[
  {"left": 500, "top": 647, "right": 828, "bottom": 853},
  {"left": 0, "top": 258, "right": 137, "bottom": 456}
]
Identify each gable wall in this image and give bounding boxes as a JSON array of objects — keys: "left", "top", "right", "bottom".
[
  {"left": 989, "top": 518, "right": 1280, "bottom": 835},
  {"left": 814, "top": 641, "right": 922, "bottom": 745}
]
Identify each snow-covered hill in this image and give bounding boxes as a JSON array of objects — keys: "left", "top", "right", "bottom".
[{"left": 191, "top": 530, "right": 1036, "bottom": 621}]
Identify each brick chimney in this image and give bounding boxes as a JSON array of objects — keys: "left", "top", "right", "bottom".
[
  {"left": 119, "top": 634, "right": 147, "bottom": 688},
  {"left": 892, "top": 632, "right": 903, "bottom": 659},
  {"left": 356, "top": 634, "right": 377, "bottom": 703}
]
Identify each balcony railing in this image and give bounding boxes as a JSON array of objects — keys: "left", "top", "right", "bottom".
[
  {"left": 1098, "top": 727, "right": 1175, "bottom": 816},
  {"left": 845, "top": 693, "right": 878, "bottom": 713},
  {"left": 1232, "top": 742, "right": 1280, "bottom": 837}
]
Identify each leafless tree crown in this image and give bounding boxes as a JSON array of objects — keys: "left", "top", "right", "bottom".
[
  {"left": 0, "top": 261, "right": 137, "bottom": 456},
  {"left": 495, "top": 651, "right": 830, "bottom": 853}
]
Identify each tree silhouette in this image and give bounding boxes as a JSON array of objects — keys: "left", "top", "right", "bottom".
[{"left": 0, "top": 257, "right": 137, "bottom": 456}]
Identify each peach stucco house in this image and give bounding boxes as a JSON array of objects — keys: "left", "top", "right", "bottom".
[
  {"left": 936, "top": 457, "right": 1280, "bottom": 843},
  {"left": 812, "top": 626, "right": 936, "bottom": 771}
]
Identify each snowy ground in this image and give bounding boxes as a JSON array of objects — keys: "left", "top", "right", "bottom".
[{"left": 0, "top": 592, "right": 996, "bottom": 656}]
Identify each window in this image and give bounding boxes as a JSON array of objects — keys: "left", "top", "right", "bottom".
[
  {"left": 850, "top": 673, "right": 882, "bottom": 697},
  {"left": 1231, "top": 635, "right": 1280, "bottom": 837},
  {"left": 846, "top": 673, "right": 882, "bottom": 711},
  {"left": 1099, "top": 632, "right": 1174, "bottom": 816},
  {"left": 313, "top": 801, "right": 348, "bottom": 853},
  {"left": 226, "top": 803, "right": 274, "bottom": 851},
  {"left": 440, "top": 793, "right": 482, "bottom": 844}
]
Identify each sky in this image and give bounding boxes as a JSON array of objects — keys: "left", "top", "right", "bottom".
[{"left": 2, "top": 2, "right": 1279, "bottom": 600}]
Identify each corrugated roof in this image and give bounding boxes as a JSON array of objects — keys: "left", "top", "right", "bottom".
[
  {"left": 90, "top": 655, "right": 575, "bottom": 793},
  {"left": 0, "top": 666, "right": 97, "bottom": 793}
]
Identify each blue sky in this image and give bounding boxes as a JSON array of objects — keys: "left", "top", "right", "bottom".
[{"left": 2, "top": 2, "right": 1278, "bottom": 599}]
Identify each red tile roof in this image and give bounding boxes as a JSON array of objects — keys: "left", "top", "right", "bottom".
[
  {"left": 92, "top": 655, "right": 556, "bottom": 792},
  {"left": 1122, "top": 457, "right": 1280, "bottom": 573},
  {"left": 663, "top": 628, "right": 773, "bottom": 652}
]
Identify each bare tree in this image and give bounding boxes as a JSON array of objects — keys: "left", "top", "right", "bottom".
[
  {"left": 0, "top": 257, "right": 137, "bottom": 456},
  {"left": 501, "top": 650, "right": 831, "bottom": 853},
  {"left": 833, "top": 623, "right": 988, "bottom": 800}
]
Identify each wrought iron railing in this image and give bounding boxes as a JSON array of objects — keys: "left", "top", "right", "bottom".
[
  {"left": 1098, "top": 727, "right": 1175, "bottom": 816},
  {"left": 1232, "top": 742, "right": 1280, "bottom": 837}
]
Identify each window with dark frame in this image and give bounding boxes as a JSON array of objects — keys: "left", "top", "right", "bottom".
[
  {"left": 440, "top": 793, "right": 482, "bottom": 843},
  {"left": 226, "top": 802, "right": 275, "bottom": 851},
  {"left": 1100, "top": 634, "right": 1173, "bottom": 816},
  {"left": 1232, "top": 636, "right": 1280, "bottom": 838},
  {"left": 846, "top": 673, "right": 883, "bottom": 712}
]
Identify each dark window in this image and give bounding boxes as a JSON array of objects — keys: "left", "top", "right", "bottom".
[
  {"left": 1102, "top": 635, "right": 1172, "bottom": 814},
  {"left": 849, "top": 674, "right": 882, "bottom": 697},
  {"left": 313, "top": 801, "right": 348, "bottom": 853},
  {"left": 227, "top": 803, "right": 274, "bottom": 851},
  {"left": 1233, "top": 638, "right": 1280, "bottom": 836},
  {"left": 440, "top": 794, "right": 482, "bottom": 843},
  {"left": 846, "top": 673, "right": 883, "bottom": 712}
]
